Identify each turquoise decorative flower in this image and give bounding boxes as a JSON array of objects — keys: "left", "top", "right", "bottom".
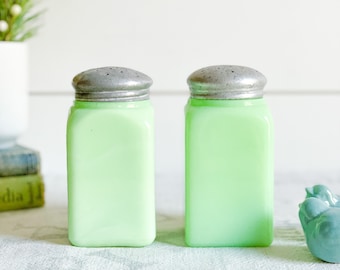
[{"left": 299, "top": 185, "right": 340, "bottom": 263}]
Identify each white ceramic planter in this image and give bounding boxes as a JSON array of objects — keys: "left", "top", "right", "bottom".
[{"left": 0, "top": 42, "right": 28, "bottom": 149}]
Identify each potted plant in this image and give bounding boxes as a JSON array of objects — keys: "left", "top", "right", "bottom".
[{"left": 0, "top": 0, "right": 42, "bottom": 148}]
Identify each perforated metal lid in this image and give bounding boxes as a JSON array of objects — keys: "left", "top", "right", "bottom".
[
  {"left": 72, "top": 66, "right": 152, "bottom": 101},
  {"left": 187, "top": 65, "right": 267, "bottom": 99}
]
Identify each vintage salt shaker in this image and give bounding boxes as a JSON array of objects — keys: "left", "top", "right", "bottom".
[
  {"left": 185, "top": 65, "right": 274, "bottom": 247},
  {"left": 67, "top": 67, "right": 155, "bottom": 247}
]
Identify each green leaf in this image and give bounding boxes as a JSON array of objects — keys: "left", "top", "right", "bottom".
[{"left": 0, "top": 0, "right": 43, "bottom": 41}]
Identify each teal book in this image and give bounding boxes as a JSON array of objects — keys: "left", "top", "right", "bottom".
[
  {"left": 0, "top": 145, "right": 40, "bottom": 177},
  {"left": 0, "top": 174, "right": 44, "bottom": 211}
]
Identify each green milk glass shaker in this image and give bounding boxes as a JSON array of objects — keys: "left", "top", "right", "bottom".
[
  {"left": 185, "top": 65, "right": 274, "bottom": 247},
  {"left": 67, "top": 67, "right": 155, "bottom": 247}
]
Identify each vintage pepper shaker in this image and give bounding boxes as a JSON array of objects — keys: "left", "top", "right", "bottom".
[
  {"left": 67, "top": 67, "right": 155, "bottom": 247},
  {"left": 185, "top": 65, "right": 274, "bottom": 247}
]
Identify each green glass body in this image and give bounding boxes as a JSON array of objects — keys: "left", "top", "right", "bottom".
[
  {"left": 185, "top": 98, "right": 274, "bottom": 247},
  {"left": 67, "top": 100, "right": 155, "bottom": 247}
]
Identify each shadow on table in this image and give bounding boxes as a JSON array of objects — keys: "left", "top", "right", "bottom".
[
  {"left": 30, "top": 212, "right": 186, "bottom": 247},
  {"left": 255, "top": 245, "right": 321, "bottom": 263},
  {"left": 0, "top": 207, "right": 70, "bottom": 245},
  {"left": 1, "top": 208, "right": 186, "bottom": 247},
  {"left": 254, "top": 226, "right": 323, "bottom": 263},
  {"left": 155, "top": 218, "right": 326, "bottom": 264},
  {"left": 156, "top": 213, "right": 186, "bottom": 247}
]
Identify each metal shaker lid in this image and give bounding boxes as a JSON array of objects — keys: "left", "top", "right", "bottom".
[
  {"left": 72, "top": 66, "right": 152, "bottom": 102},
  {"left": 187, "top": 65, "right": 267, "bottom": 99}
]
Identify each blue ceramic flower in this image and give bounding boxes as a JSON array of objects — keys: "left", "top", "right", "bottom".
[{"left": 299, "top": 185, "right": 340, "bottom": 263}]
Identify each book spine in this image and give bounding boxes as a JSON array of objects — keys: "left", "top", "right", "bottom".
[
  {"left": 0, "top": 174, "right": 44, "bottom": 211},
  {"left": 0, "top": 149, "right": 40, "bottom": 177}
]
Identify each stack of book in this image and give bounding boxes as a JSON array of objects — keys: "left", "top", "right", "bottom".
[{"left": 0, "top": 145, "right": 44, "bottom": 211}]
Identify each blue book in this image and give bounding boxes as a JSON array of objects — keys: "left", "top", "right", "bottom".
[{"left": 0, "top": 145, "right": 40, "bottom": 177}]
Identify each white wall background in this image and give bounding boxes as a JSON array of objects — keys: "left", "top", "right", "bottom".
[
  {"left": 18, "top": 0, "right": 340, "bottom": 175},
  {"left": 28, "top": 0, "right": 340, "bottom": 92}
]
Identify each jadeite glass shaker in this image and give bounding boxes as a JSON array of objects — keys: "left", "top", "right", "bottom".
[
  {"left": 67, "top": 67, "right": 155, "bottom": 247},
  {"left": 185, "top": 65, "right": 274, "bottom": 247}
]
